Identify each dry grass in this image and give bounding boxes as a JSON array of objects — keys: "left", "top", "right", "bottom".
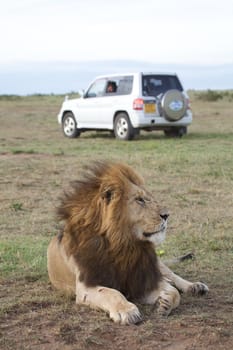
[{"left": 0, "top": 92, "right": 232, "bottom": 349}]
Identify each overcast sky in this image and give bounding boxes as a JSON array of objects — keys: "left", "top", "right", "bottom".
[{"left": 1, "top": 0, "right": 233, "bottom": 66}]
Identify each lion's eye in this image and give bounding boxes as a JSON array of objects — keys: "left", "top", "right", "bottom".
[{"left": 136, "top": 197, "right": 145, "bottom": 206}]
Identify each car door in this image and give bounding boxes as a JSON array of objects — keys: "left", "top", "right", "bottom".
[
  {"left": 75, "top": 78, "right": 110, "bottom": 129},
  {"left": 89, "top": 77, "right": 130, "bottom": 129}
]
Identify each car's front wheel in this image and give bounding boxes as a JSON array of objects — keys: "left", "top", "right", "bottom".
[
  {"left": 114, "top": 113, "right": 135, "bottom": 140},
  {"left": 62, "top": 112, "right": 80, "bottom": 138}
]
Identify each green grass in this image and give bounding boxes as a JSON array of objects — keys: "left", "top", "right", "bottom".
[{"left": 0, "top": 235, "right": 50, "bottom": 279}]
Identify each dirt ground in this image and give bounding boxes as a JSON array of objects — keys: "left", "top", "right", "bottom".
[{"left": 1, "top": 275, "right": 232, "bottom": 350}]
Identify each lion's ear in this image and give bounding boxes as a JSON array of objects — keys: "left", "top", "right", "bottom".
[{"left": 102, "top": 188, "right": 113, "bottom": 205}]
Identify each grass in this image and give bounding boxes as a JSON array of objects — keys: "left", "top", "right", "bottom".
[
  {"left": 0, "top": 235, "right": 50, "bottom": 278},
  {"left": 0, "top": 91, "right": 233, "bottom": 349}
]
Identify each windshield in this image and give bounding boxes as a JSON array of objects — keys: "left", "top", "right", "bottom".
[{"left": 142, "top": 74, "right": 183, "bottom": 97}]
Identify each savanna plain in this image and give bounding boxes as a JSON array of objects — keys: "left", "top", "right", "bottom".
[{"left": 0, "top": 91, "right": 233, "bottom": 349}]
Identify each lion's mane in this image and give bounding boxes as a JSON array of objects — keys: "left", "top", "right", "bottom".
[{"left": 58, "top": 161, "right": 161, "bottom": 301}]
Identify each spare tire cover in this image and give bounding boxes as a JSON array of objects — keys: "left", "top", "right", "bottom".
[{"left": 161, "top": 90, "right": 187, "bottom": 121}]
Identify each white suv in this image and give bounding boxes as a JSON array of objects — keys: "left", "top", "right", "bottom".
[{"left": 57, "top": 72, "right": 192, "bottom": 140}]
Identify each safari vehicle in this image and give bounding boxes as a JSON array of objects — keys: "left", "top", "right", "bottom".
[{"left": 57, "top": 72, "right": 192, "bottom": 140}]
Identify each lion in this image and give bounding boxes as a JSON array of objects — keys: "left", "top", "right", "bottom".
[{"left": 47, "top": 161, "right": 209, "bottom": 325}]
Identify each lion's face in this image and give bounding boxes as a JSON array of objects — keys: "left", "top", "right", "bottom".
[{"left": 124, "top": 182, "right": 169, "bottom": 246}]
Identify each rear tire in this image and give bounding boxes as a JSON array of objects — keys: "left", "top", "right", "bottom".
[
  {"left": 114, "top": 113, "right": 135, "bottom": 140},
  {"left": 62, "top": 112, "right": 80, "bottom": 138}
]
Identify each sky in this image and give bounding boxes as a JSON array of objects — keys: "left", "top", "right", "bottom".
[{"left": 1, "top": 0, "right": 233, "bottom": 94}]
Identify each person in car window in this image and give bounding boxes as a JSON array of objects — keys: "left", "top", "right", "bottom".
[{"left": 106, "top": 81, "right": 117, "bottom": 93}]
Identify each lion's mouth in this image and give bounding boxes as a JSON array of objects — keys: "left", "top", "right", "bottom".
[
  {"left": 143, "top": 224, "right": 166, "bottom": 238},
  {"left": 143, "top": 230, "right": 161, "bottom": 238}
]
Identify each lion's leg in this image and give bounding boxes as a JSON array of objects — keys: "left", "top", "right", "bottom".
[
  {"left": 142, "top": 280, "right": 181, "bottom": 316},
  {"left": 76, "top": 277, "right": 142, "bottom": 325},
  {"left": 159, "top": 260, "right": 209, "bottom": 296}
]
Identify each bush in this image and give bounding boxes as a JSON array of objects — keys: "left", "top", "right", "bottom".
[
  {"left": 0, "top": 95, "right": 22, "bottom": 101},
  {"left": 197, "top": 90, "right": 223, "bottom": 102}
]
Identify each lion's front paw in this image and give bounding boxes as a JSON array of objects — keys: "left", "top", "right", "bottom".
[
  {"left": 109, "top": 302, "right": 142, "bottom": 325},
  {"left": 188, "top": 282, "right": 209, "bottom": 296},
  {"left": 156, "top": 287, "right": 180, "bottom": 317},
  {"left": 157, "top": 296, "right": 173, "bottom": 316}
]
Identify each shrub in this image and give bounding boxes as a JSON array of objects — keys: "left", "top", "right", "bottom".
[{"left": 197, "top": 90, "right": 223, "bottom": 102}]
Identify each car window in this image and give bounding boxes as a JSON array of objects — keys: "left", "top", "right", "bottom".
[
  {"left": 104, "top": 76, "right": 133, "bottom": 96},
  {"left": 117, "top": 76, "right": 133, "bottom": 95},
  {"left": 142, "top": 75, "right": 183, "bottom": 97},
  {"left": 86, "top": 79, "right": 106, "bottom": 98}
]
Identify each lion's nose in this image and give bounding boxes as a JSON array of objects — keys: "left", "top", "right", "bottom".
[{"left": 160, "top": 211, "right": 169, "bottom": 221}]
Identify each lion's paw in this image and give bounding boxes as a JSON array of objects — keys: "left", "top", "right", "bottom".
[
  {"left": 109, "top": 302, "right": 142, "bottom": 325},
  {"left": 156, "top": 286, "right": 180, "bottom": 317},
  {"left": 188, "top": 282, "right": 209, "bottom": 296},
  {"left": 156, "top": 296, "right": 173, "bottom": 317}
]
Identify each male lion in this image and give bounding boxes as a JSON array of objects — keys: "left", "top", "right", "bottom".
[{"left": 47, "top": 161, "right": 208, "bottom": 325}]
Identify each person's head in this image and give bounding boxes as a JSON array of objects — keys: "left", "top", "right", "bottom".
[
  {"left": 107, "top": 83, "right": 113, "bottom": 92},
  {"left": 107, "top": 81, "right": 116, "bottom": 93}
]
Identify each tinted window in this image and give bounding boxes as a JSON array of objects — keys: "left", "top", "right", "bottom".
[{"left": 142, "top": 75, "right": 183, "bottom": 97}]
